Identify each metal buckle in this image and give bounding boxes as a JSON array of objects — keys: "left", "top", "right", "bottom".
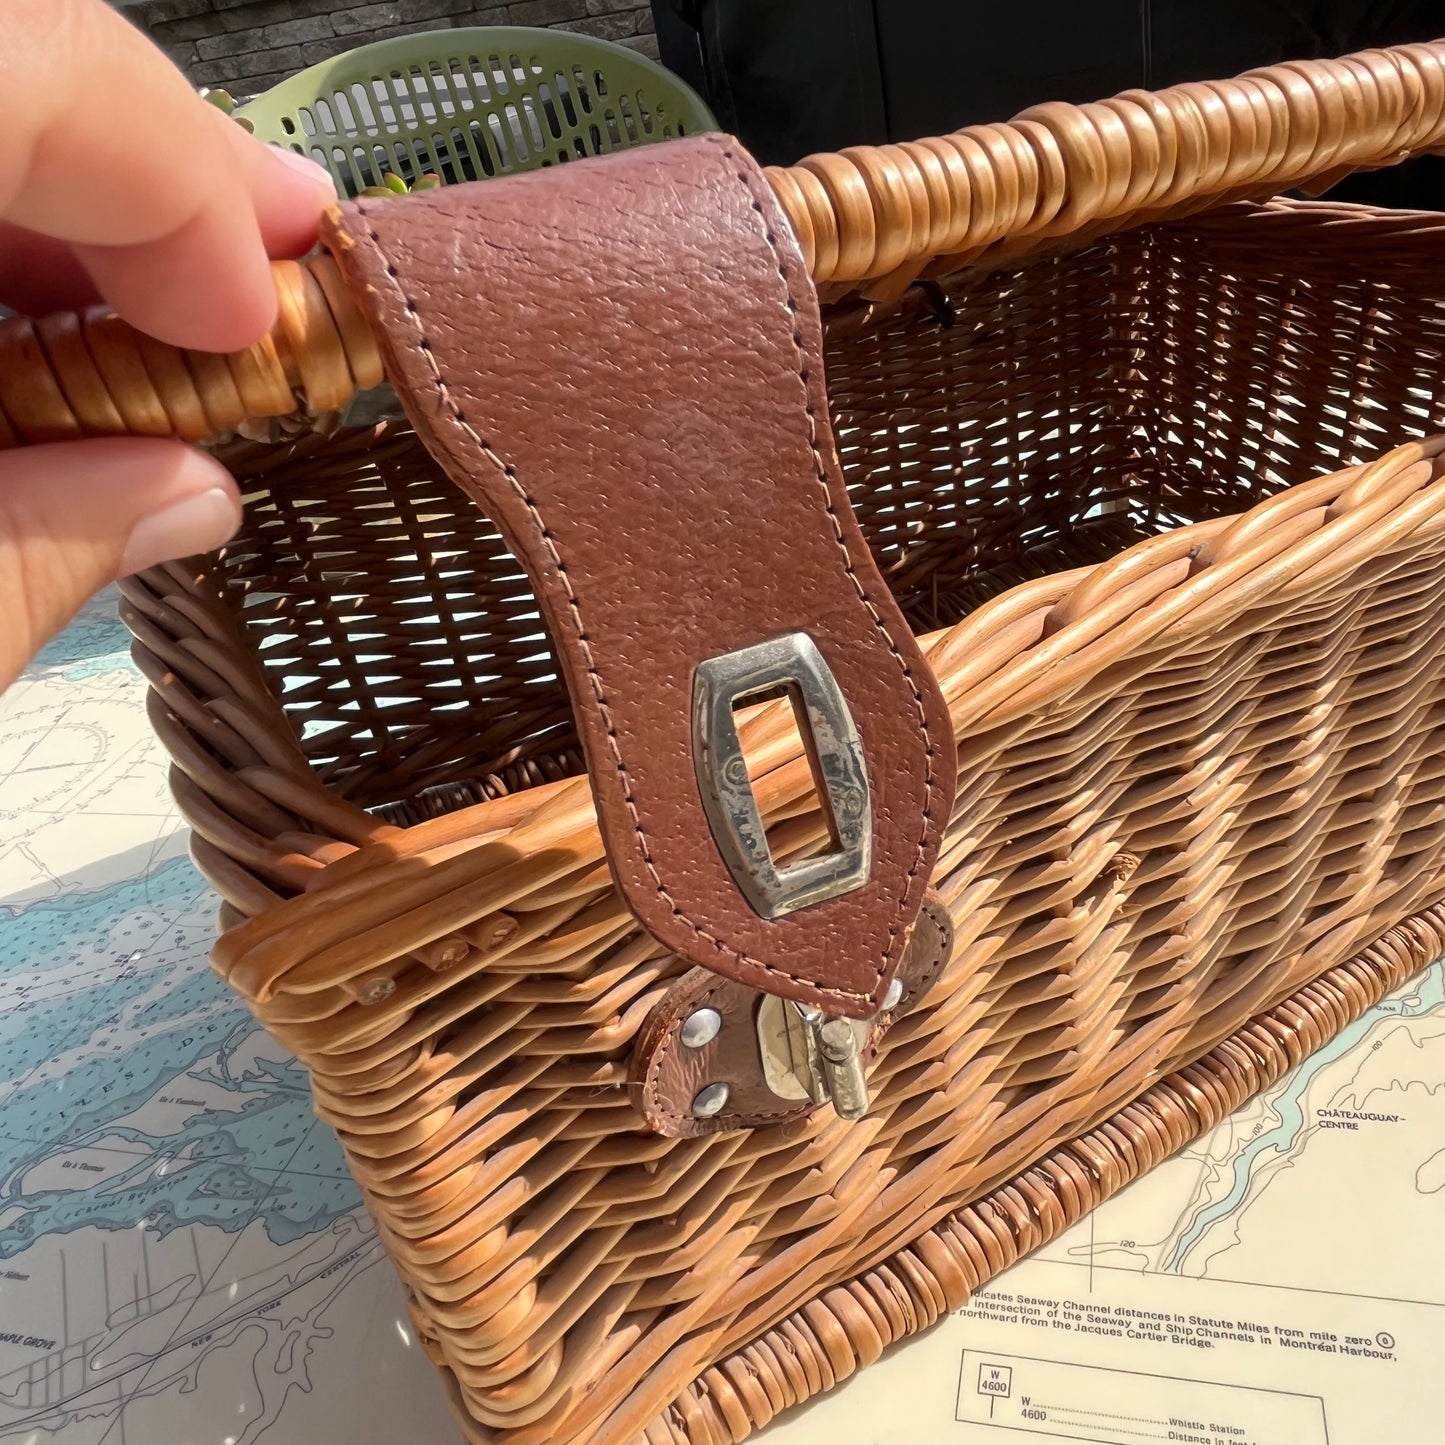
[
  {"left": 692, "top": 632, "right": 871, "bottom": 920},
  {"left": 755, "top": 995, "right": 872, "bottom": 1121}
]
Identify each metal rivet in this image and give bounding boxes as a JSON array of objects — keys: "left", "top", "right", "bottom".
[
  {"left": 691, "top": 1082, "right": 730, "bottom": 1118},
  {"left": 680, "top": 1007, "right": 722, "bottom": 1049},
  {"left": 882, "top": 977, "right": 904, "bottom": 1012}
]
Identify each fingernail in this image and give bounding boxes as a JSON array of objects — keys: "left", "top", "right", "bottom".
[
  {"left": 121, "top": 488, "right": 241, "bottom": 576},
  {"left": 271, "top": 145, "right": 337, "bottom": 194}
]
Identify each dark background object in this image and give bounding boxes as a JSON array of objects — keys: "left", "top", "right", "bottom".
[{"left": 655, "top": 0, "right": 1445, "bottom": 207}]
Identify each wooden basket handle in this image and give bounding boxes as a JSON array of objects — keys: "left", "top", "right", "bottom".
[
  {"left": 770, "top": 38, "right": 1445, "bottom": 285},
  {"left": 3, "top": 36, "right": 1444, "bottom": 451}
]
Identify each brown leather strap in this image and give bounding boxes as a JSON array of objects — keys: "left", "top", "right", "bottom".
[
  {"left": 630, "top": 893, "right": 955, "bottom": 1137},
  {"left": 323, "top": 135, "right": 954, "bottom": 1017}
]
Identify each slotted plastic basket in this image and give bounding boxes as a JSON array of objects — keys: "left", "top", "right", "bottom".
[{"left": 234, "top": 26, "right": 716, "bottom": 195}]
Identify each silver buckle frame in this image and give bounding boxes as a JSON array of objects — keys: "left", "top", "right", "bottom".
[{"left": 692, "top": 632, "right": 872, "bottom": 920}]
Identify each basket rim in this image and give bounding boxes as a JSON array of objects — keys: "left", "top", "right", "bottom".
[{"left": 122, "top": 429, "right": 1445, "bottom": 1018}]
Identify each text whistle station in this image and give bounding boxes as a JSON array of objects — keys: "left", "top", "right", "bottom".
[{"left": 978, "top": 1362, "right": 1013, "bottom": 1398}]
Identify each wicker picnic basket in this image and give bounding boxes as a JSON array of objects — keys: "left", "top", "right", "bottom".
[{"left": 7, "top": 35, "right": 1445, "bottom": 1445}]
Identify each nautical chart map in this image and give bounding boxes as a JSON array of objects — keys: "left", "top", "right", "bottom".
[
  {"left": 1, "top": 590, "right": 1441, "bottom": 1444},
  {"left": 0, "top": 592, "right": 455, "bottom": 1445}
]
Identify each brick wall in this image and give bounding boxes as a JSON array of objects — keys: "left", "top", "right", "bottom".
[{"left": 123, "top": 0, "right": 658, "bottom": 101}]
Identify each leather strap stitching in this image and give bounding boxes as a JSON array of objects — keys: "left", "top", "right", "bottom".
[
  {"left": 347, "top": 141, "right": 941, "bottom": 1001},
  {"left": 714, "top": 139, "right": 944, "bottom": 983},
  {"left": 352, "top": 227, "right": 834, "bottom": 994}
]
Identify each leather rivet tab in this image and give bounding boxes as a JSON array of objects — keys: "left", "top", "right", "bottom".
[
  {"left": 681, "top": 1008, "right": 722, "bottom": 1049},
  {"left": 691, "top": 1082, "right": 731, "bottom": 1118},
  {"left": 631, "top": 892, "right": 955, "bottom": 1137}
]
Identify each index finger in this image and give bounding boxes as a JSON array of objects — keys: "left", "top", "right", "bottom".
[{"left": 0, "top": 0, "right": 333, "bottom": 350}]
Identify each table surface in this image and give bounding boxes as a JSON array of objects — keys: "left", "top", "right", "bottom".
[{"left": 0, "top": 589, "right": 1440, "bottom": 1445}]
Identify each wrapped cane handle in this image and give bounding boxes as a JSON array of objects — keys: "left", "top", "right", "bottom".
[{"left": 0, "top": 254, "right": 383, "bottom": 448}]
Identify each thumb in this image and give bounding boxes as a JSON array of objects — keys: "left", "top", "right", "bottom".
[{"left": 0, "top": 437, "right": 240, "bottom": 686}]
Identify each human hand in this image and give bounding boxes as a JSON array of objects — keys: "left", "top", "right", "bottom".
[{"left": 0, "top": 0, "right": 335, "bottom": 687}]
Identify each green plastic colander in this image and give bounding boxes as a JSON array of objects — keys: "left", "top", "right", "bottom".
[{"left": 234, "top": 26, "right": 717, "bottom": 197}]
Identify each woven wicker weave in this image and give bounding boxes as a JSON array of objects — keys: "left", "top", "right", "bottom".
[{"left": 7, "top": 38, "right": 1445, "bottom": 1445}]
